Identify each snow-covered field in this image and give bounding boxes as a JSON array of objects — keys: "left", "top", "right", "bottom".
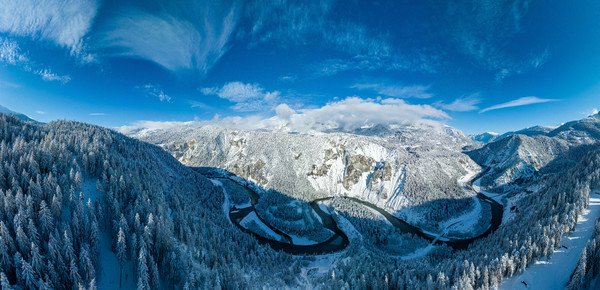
[
  {"left": 239, "top": 211, "right": 286, "bottom": 242},
  {"left": 97, "top": 231, "right": 136, "bottom": 290},
  {"left": 288, "top": 233, "right": 320, "bottom": 246},
  {"left": 500, "top": 192, "right": 600, "bottom": 289}
]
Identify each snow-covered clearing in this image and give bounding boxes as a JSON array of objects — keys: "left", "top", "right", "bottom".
[
  {"left": 288, "top": 233, "right": 319, "bottom": 246},
  {"left": 400, "top": 243, "right": 435, "bottom": 260},
  {"left": 211, "top": 179, "right": 232, "bottom": 224},
  {"left": 240, "top": 211, "right": 285, "bottom": 242},
  {"left": 97, "top": 231, "right": 136, "bottom": 290},
  {"left": 439, "top": 195, "right": 482, "bottom": 238},
  {"left": 82, "top": 176, "right": 101, "bottom": 203},
  {"left": 334, "top": 214, "right": 362, "bottom": 242},
  {"left": 365, "top": 206, "right": 393, "bottom": 226},
  {"left": 500, "top": 192, "right": 600, "bottom": 290}
]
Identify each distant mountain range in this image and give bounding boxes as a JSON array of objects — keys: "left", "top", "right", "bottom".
[{"left": 470, "top": 113, "right": 600, "bottom": 144}]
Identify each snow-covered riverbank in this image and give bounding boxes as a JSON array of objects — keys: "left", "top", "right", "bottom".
[{"left": 500, "top": 192, "right": 600, "bottom": 289}]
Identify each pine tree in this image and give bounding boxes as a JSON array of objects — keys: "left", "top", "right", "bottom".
[
  {"left": 0, "top": 223, "right": 11, "bottom": 272},
  {"left": 38, "top": 200, "right": 54, "bottom": 234},
  {"left": 117, "top": 227, "right": 126, "bottom": 287},
  {"left": 21, "top": 258, "right": 36, "bottom": 290},
  {"left": 70, "top": 258, "right": 81, "bottom": 287},
  {"left": 137, "top": 245, "right": 149, "bottom": 290},
  {"left": 90, "top": 221, "right": 100, "bottom": 257},
  {"left": 15, "top": 226, "right": 29, "bottom": 256},
  {"left": 0, "top": 271, "right": 13, "bottom": 290},
  {"left": 30, "top": 242, "right": 43, "bottom": 275},
  {"left": 567, "top": 247, "right": 587, "bottom": 290},
  {"left": 79, "top": 245, "right": 95, "bottom": 284}
]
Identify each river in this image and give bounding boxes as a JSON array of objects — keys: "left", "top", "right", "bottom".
[{"left": 198, "top": 167, "right": 503, "bottom": 255}]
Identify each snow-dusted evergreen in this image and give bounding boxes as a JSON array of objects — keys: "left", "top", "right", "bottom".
[{"left": 0, "top": 114, "right": 301, "bottom": 288}]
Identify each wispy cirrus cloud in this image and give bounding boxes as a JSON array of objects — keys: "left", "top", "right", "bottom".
[
  {"left": 445, "top": 0, "right": 550, "bottom": 80},
  {"left": 0, "top": 0, "right": 99, "bottom": 59},
  {"left": 88, "top": 113, "right": 105, "bottom": 116},
  {"left": 244, "top": 0, "right": 433, "bottom": 76},
  {"left": 95, "top": 0, "right": 241, "bottom": 74},
  {"left": 352, "top": 83, "right": 433, "bottom": 99},
  {"left": 0, "top": 37, "right": 71, "bottom": 83},
  {"left": 201, "top": 82, "right": 280, "bottom": 112},
  {"left": 246, "top": 1, "right": 391, "bottom": 58},
  {"left": 480, "top": 96, "right": 559, "bottom": 113},
  {"left": 139, "top": 84, "right": 171, "bottom": 102},
  {"left": 434, "top": 94, "right": 482, "bottom": 112},
  {"left": 0, "top": 38, "right": 28, "bottom": 65},
  {"left": 35, "top": 69, "right": 71, "bottom": 84}
]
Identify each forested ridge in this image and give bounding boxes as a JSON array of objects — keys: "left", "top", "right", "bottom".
[{"left": 0, "top": 114, "right": 300, "bottom": 289}]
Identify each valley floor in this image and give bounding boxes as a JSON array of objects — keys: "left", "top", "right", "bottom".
[{"left": 500, "top": 192, "right": 600, "bottom": 290}]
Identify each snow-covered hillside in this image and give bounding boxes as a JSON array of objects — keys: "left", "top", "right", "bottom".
[
  {"left": 467, "top": 113, "right": 600, "bottom": 191},
  {"left": 134, "top": 123, "right": 480, "bottom": 230}
]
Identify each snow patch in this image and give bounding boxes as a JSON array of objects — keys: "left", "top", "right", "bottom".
[
  {"left": 97, "top": 231, "right": 136, "bottom": 290},
  {"left": 240, "top": 211, "right": 286, "bottom": 242},
  {"left": 82, "top": 176, "right": 101, "bottom": 204}
]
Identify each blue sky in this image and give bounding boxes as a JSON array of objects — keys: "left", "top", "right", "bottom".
[{"left": 1, "top": 0, "right": 599, "bottom": 134}]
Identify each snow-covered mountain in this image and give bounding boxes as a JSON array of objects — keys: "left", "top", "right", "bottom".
[
  {"left": 134, "top": 123, "right": 479, "bottom": 228},
  {"left": 467, "top": 134, "right": 570, "bottom": 190},
  {"left": 0, "top": 105, "right": 39, "bottom": 123},
  {"left": 470, "top": 132, "right": 500, "bottom": 143},
  {"left": 470, "top": 126, "right": 556, "bottom": 144},
  {"left": 467, "top": 113, "right": 600, "bottom": 191},
  {"left": 548, "top": 112, "right": 600, "bottom": 141}
]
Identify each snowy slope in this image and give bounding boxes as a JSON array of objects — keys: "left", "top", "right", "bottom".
[
  {"left": 134, "top": 123, "right": 480, "bottom": 228},
  {"left": 470, "top": 132, "right": 500, "bottom": 143},
  {"left": 466, "top": 134, "right": 571, "bottom": 191}
]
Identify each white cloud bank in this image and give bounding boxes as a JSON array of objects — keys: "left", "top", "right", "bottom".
[
  {"left": 118, "top": 96, "right": 449, "bottom": 135},
  {"left": 479, "top": 96, "right": 559, "bottom": 113}
]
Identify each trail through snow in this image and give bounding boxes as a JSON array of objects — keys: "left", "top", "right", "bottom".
[{"left": 500, "top": 193, "right": 600, "bottom": 290}]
